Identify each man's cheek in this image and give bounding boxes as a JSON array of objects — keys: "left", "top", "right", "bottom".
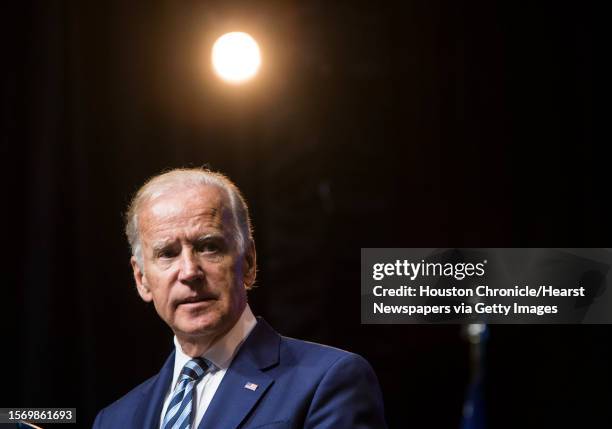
[{"left": 210, "top": 265, "right": 233, "bottom": 281}]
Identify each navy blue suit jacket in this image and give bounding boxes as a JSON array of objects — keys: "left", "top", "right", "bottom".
[{"left": 93, "top": 319, "right": 387, "bottom": 428}]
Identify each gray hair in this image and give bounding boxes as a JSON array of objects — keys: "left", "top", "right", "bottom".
[{"left": 125, "top": 168, "right": 253, "bottom": 269}]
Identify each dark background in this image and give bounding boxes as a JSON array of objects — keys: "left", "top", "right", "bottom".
[{"left": 2, "top": 1, "right": 609, "bottom": 428}]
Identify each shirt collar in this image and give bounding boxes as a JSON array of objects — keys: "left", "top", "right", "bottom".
[{"left": 173, "top": 303, "right": 257, "bottom": 377}]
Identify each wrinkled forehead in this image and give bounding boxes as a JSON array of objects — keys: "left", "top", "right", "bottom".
[{"left": 138, "top": 184, "right": 233, "bottom": 231}]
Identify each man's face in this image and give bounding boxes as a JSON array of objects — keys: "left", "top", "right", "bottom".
[{"left": 131, "top": 185, "right": 255, "bottom": 342}]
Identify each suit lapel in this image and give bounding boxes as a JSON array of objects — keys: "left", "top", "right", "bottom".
[
  {"left": 133, "top": 351, "right": 175, "bottom": 428},
  {"left": 197, "top": 318, "right": 280, "bottom": 429}
]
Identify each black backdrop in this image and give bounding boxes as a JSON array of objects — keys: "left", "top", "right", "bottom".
[{"left": 2, "top": 1, "right": 610, "bottom": 428}]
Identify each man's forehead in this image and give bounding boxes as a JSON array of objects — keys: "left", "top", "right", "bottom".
[
  {"left": 139, "top": 185, "right": 231, "bottom": 229},
  {"left": 150, "top": 232, "right": 224, "bottom": 250}
]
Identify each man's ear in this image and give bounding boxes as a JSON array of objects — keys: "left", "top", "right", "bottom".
[
  {"left": 243, "top": 240, "right": 257, "bottom": 289},
  {"left": 131, "top": 256, "right": 153, "bottom": 302}
]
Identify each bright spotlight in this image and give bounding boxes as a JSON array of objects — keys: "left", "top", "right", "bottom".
[{"left": 212, "top": 32, "right": 261, "bottom": 84}]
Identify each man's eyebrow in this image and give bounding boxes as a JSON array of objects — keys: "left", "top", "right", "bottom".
[
  {"left": 151, "top": 240, "right": 176, "bottom": 252},
  {"left": 193, "top": 233, "right": 225, "bottom": 243}
]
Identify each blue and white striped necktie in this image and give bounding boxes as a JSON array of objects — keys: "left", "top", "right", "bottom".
[{"left": 161, "top": 357, "right": 210, "bottom": 429}]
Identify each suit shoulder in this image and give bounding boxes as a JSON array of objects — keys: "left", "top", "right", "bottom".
[
  {"left": 277, "top": 336, "right": 387, "bottom": 427},
  {"left": 279, "top": 335, "right": 372, "bottom": 368},
  {"left": 281, "top": 335, "right": 349, "bottom": 354},
  {"left": 93, "top": 375, "right": 160, "bottom": 428},
  {"left": 98, "top": 374, "right": 157, "bottom": 415}
]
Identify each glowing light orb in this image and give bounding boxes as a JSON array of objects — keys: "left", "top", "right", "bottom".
[{"left": 212, "top": 32, "right": 261, "bottom": 84}]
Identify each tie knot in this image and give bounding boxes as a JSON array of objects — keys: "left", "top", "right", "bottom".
[{"left": 180, "top": 357, "right": 209, "bottom": 381}]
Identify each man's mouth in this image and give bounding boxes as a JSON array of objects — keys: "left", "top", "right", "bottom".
[{"left": 177, "top": 296, "right": 215, "bottom": 307}]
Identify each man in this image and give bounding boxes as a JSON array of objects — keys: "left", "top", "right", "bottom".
[{"left": 94, "top": 168, "right": 387, "bottom": 429}]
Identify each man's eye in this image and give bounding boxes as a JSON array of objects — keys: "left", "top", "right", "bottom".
[
  {"left": 197, "top": 242, "right": 221, "bottom": 254},
  {"left": 157, "top": 249, "right": 178, "bottom": 259}
]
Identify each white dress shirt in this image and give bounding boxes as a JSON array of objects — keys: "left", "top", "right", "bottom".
[{"left": 159, "top": 304, "right": 257, "bottom": 428}]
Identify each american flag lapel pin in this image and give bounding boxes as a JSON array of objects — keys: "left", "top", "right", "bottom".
[{"left": 244, "top": 382, "right": 258, "bottom": 391}]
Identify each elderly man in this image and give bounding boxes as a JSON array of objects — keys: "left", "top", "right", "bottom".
[{"left": 94, "top": 168, "right": 387, "bottom": 429}]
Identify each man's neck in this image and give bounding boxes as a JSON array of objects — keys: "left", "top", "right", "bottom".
[{"left": 177, "top": 332, "right": 225, "bottom": 357}]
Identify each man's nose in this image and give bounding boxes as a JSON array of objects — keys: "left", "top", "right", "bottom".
[{"left": 178, "top": 250, "right": 204, "bottom": 283}]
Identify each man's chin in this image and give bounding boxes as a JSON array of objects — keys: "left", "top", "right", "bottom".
[
  {"left": 171, "top": 305, "right": 242, "bottom": 343},
  {"left": 173, "top": 314, "right": 224, "bottom": 338}
]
